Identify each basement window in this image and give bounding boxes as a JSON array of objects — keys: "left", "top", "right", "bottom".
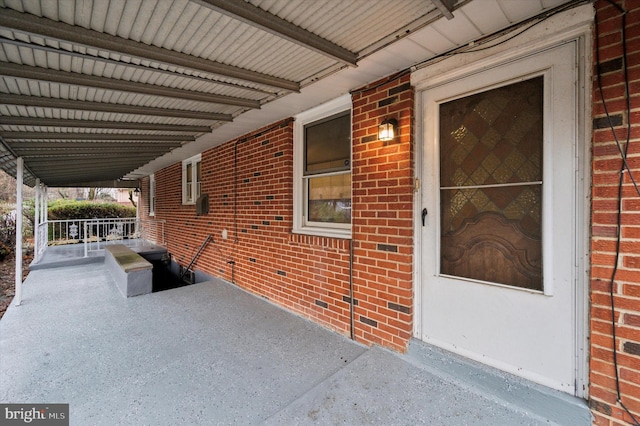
[
  {"left": 293, "top": 95, "right": 352, "bottom": 238},
  {"left": 149, "top": 174, "right": 155, "bottom": 216},
  {"left": 182, "top": 154, "right": 201, "bottom": 205}
]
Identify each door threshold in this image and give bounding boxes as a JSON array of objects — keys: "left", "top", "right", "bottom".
[{"left": 404, "top": 339, "right": 592, "bottom": 425}]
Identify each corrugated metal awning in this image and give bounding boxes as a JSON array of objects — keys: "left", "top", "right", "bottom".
[{"left": 0, "top": 0, "right": 578, "bottom": 187}]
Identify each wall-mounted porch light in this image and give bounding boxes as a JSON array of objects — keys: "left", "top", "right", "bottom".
[
  {"left": 378, "top": 118, "right": 398, "bottom": 141},
  {"left": 134, "top": 188, "right": 140, "bottom": 195}
]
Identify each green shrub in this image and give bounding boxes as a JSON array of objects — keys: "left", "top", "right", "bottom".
[
  {"left": 22, "top": 199, "right": 34, "bottom": 238},
  {"left": 0, "top": 206, "right": 16, "bottom": 261},
  {"left": 48, "top": 200, "right": 136, "bottom": 220}
]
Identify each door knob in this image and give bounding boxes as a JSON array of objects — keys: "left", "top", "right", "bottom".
[{"left": 422, "top": 208, "right": 428, "bottom": 226}]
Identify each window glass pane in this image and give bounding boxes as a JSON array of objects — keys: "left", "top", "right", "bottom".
[
  {"left": 439, "top": 77, "right": 543, "bottom": 291},
  {"left": 186, "top": 163, "right": 193, "bottom": 184},
  {"left": 305, "top": 112, "right": 350, "bottom": 175},
  {"left": 307, "top": 173, "right": 351, "bottom": 223},
  {"left": 186, "top": 163, "right": 193, "bottom": 202},
  {"left": 440, "top": 77, "right": 543, "bottom": 187},
  {"left": 196, "top": 161, "right": 202, "bottom": 198},
  {"left": 150, "top": 178, "right": 155, "bottom": 213}
]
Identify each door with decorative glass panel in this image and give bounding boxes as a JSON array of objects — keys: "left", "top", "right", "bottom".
[{"left": 418, "top": 43, "right": 580, "bottom": 394}]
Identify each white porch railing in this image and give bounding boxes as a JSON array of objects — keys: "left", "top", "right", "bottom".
[
  {"left": 83, "top": 218, "right": 139, "bottom": 255},
  {"left": 137, "top": 219, "right": 165, "bottom": 246},
  {"left": 48, "top": 219, "right": 88, "bottom": 246},
  {"left": 46, "top": 218, "right": 165, "bottom": 257},
  {"left": 35, "top": 222, "right": 47, "bottom": 262}
]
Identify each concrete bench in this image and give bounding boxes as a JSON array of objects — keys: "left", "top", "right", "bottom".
[{"left": 105, "top": 244, "right": 153, "bottom": 297}]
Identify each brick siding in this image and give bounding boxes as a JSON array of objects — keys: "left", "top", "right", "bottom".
[
  {"left": 351, "top": 74, "right": 415, "bottom": 350},
  {"left": 590, "top": 1, "right": 640, "bottom": 424},
  {"left": 140, "top": 77, "right": 413, "bottom": 351}
]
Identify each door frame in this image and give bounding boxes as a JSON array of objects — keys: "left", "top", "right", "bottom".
[{"left": 411, "top": 5, "right": 592, "bottom": 398}]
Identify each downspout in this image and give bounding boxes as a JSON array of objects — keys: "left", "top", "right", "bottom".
[
  {"left": 14, "top": 157, "right": 23, "bottom": 306},
  {"left": 43, "top": 185, "right": 48, "bottom": 250},
  {"left": 349, "top": 239, "right": 355, "bottom": 341},
  {"left": 38, "top": 183, "right": 47, "bottom": 262},
  {"left": 135, "top": 185, "right": 139, "bottom": 219},
  {"left": 33, "top": 178, "right": 40, "bottom": 263}
]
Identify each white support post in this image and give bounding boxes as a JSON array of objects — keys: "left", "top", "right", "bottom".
[
  {"left": 15, "top": 157, "right": 23, "bottom": 306},
  {"left": 34, "top": 178, "right": 40, "bottom": 261},
  {"left": 43, "top": 185, "right": 48, "bottom": 231},
  {"left": 41, "top": 185, "right": 48, "bottom": 250},
  {"left": 84, "top": 221, "right": 88, "bottom": 258}
]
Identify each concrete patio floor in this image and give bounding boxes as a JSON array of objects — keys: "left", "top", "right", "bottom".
[{"left": 1, "top": 259, "right": 591, "bottom": 425}]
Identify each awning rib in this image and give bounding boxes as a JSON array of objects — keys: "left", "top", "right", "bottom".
[
  {"left": 0, "top": 8, "right": 300, "bottom": 92},
  {"left": 0, "top": 63, "right": 261, "bottom": 109},
  {"left": 0, "top": 117, "right": 212, "bottom": 133},
  {"left": 12, "top": 143, "right": 181, "bottom": 150},
  {"left": 1, "top": 132, "right": 194, "bottom": 142},
  {"left": 0, "top": 95, "right": 233, "bottom": 121},
  {"left": 196, "top": 0, "right": 358, "bottom": 66},
  {"left": 432, "top": 0, "right": 455, "bottom": 20}
]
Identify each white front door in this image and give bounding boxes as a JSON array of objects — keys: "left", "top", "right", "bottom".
[{"left": 417, "top": 42, "right": 582, "bottom": 394}]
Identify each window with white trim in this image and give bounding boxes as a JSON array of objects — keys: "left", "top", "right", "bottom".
[
  {"left": 182, "top": 154, "right": 201, "bottom": 204},
  {"left": 293, "top": 95, "right": 352, "bottom": 238},
  {"left": 149, "top": 174, "right": 156, "bottom": 216}
]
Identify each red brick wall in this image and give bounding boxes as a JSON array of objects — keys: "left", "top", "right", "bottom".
[
  {"left": 351, "top": 73, "right": 415, "bottom": 351},
  {"left": 140, "top": 74, "right": 414, "bottom": 352},
  {"left": 591, "top": 1, "right": 640, "bottom": 424},
  {"left": 138, "top": 176, "right": 150, "bottom": 219}
]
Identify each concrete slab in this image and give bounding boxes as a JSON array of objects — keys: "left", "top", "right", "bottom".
[
  {"left": 1, "top": 263, "right": 590, "bottom": 425},
  {"left": 29, "top": 240, "right": 166, "bottom": 270},
  {"left": 265, "top": 346, "right": 546, "bottom": 425},
  {"left": 104, "top": 245, "right": 153, "bottom": 297},
  {"left": 404, "top": 340, "right": 592, "bottom": 425}
]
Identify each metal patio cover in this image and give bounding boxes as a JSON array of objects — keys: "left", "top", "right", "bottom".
[{"left": 0, "top": 0, "right": 574, "bottom": 187}]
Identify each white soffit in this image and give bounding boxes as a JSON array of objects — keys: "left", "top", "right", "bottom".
[{"left": 133, "top": 0, "right": 580, "bottom": 178}]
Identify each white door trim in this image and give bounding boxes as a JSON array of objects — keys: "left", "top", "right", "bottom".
[{"left": 411, "top": 6, "right": 592, "bottom": 398}]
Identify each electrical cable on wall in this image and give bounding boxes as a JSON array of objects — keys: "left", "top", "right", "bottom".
[
  {"left": 595, "top": 1, "right": 640, "bottom": 424},
  {"left": 218, "top": 119, "right": 293, "bottom": 284},
  {"left": 350, "top": 68, "right": 411, "bottom": 95},
  {"left": 350, "top": 1, "right": 592, "bottom": 98},
  {"left": 410, "top": 0, "right": 591, "bottom": 72}
]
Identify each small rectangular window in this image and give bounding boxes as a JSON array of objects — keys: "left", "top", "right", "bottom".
[
  {"left": 182, "top": 154, "right": 201, "bottom": 205},
  {"left": 304, "top": 112, "right": 351, "bottom": 225},
  {"left": 293, "top": 94, "right": 352, "bottom": 238},
  {"left": 304, "top": 112, "right": 351, "bottom": 224},
  {"left": 186, "top": 163, "right": 193, "bottom": 201},
  {"left": 196, "top": 160, "right": 202, "bottom": 200}
]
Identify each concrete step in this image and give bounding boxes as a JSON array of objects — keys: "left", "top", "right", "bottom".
[{"left": 404, "top": 339, "right": 592, "bottom": 425}]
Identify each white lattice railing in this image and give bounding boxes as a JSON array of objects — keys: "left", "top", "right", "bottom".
[{"left": 46, "top": 218, "right": 165, "bottom": 256}]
